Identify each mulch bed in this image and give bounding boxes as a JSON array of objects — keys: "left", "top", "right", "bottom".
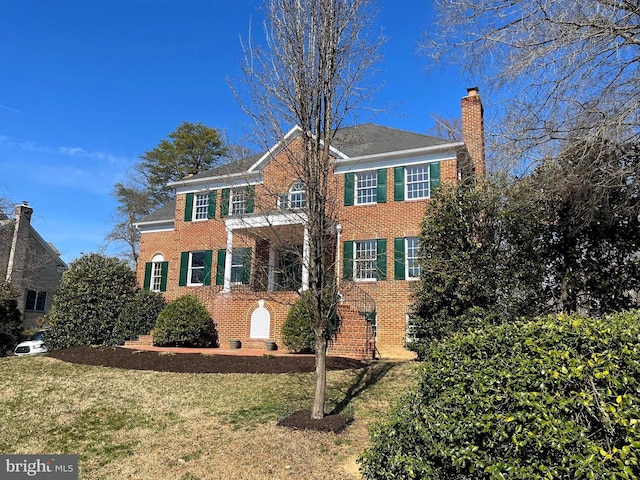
[
  {"left": 47, "top": 346, "right": 367, "bottom": 374},
  {"left": 47, "top": 346, "right": 363, "bottom": 432}
]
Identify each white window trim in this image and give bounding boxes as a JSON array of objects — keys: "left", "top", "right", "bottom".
[
  {"left": 187, "top": 251, "right": 206, "bottom": 286},
  {"left": 150, "top": 254, "right": 165, "bottom": 292},
  {"left": 355, "top": 171, "right": 377, "bottom": 205},
  {"left": 193, "top": 192, "right": 209, "bottom": 221},
  {"left": 405, "top": 164, "right": 430, "bottom": 201}
]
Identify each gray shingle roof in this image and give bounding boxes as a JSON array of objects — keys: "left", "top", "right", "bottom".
[
  {"left": 139, "top": 124, "right": 451, "bottom": 225},
  {"left": 138, "top": 199, "right": 176, "bottom": 224},
  {"left": 332, "top": 124, "right": 449, "bottom": 157},
  {"left": 186, "top": 153, "right": 263, "bottom": 182}
]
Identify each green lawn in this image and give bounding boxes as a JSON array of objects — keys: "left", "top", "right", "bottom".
[{"left": 0, "top": 354, "right": 416, "bottom": 479}]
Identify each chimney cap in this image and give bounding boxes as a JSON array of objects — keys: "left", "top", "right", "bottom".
[{"left": 466, "top": 86, "right": 480, "bottom": 96}]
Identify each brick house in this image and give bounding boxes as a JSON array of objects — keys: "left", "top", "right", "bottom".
[
  {"left": 134, "top": 87, "right": 485, "bottom": 359},
  {"left": 0, "top": 203, "right": 68, "bottom": 328}
]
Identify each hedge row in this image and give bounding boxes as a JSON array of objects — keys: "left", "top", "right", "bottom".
[{"left": 360, "top": 311, "right": 640, "bottom": 479}]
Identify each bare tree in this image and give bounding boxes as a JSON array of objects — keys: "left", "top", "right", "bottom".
[
  {"left": 234, "top": 0, "right": 383, "bottom": 419},
  {"left": 426, "top": 0, "right": 640, "bottom": 168}
]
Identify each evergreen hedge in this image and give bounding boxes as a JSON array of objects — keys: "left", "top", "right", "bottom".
[{"left": 360, "top": 311, "right": 640, "bottom": 479}]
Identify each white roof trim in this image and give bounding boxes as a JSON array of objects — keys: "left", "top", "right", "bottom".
[
  {"left": 172, "top": 171, "right": 263, "bottom": 195},
  {"left": 333, "top": 142, "right": 462, "bottom": 174}
]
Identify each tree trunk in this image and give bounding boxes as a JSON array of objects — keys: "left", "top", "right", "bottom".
[{"left": 312, "top": 334, "right": 328, "bottom": 419}]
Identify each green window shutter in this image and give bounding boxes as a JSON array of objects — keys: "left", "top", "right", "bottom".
[
  {"left": 394, "top": 238, "right": 405, "bottom": 280},
  {"left": 377, "top": 238, "right": 387, "bottom": 280},
  {"left": 246, "top": 186, "right": 255, "bottom": 214},
  {"left": 394, "top": 167, "right": 405, "bottom": 201},
  {"left": 203, "top": 250, "right": 213, "bottom": 286},
  {"left": 207, "top": 190, "right": 217, "bottom": 219},
  {"left": 160, "top": 262, "right": 168, "bottom": 292},
  {"left": 215, "top": 249, "right": 226, "bottom": 285},
  {"left": 344, "top": 173, "right": 354, "bottom": 206},
  {"left": 343, "top": 240, "right": 354, "bottom": 281},
  {"left": 143, "top": 262, "right": 152, "bottom": 290},
  {"left": 184, "top": 193, "right": 194, "bottom": 222},
  {"left": 377, "top": 169, "right": 387, "bottom": 203},
  {"left": 179, "top": 252, "right": 189, "bottom": 286},
  {"left": 429, "top": 162, "right": 441, "bottom": 195},
  {"left": 221, "top": 189, "right": 230, "bottom": 217},
  {"left": 241, "top": 247, "right": 252, "bottom": 284}
]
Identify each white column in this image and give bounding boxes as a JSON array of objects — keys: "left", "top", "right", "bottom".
[
  {"left": 335, "top": 224, "right": 342, "bottom": 295},
  {"left": 301, "top": 226, "right": 310, "bottom": 291},
  {"left": 268, "top": 244, "right": 276, "bottom": 292},
  {"left": 223, "top": 227, "right": 234, "bottom": 293}
]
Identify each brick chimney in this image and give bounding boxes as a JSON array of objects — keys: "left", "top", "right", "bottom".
[
  {"left": 6, "top": 202, "right": 33, "bottom": 286},
  {"left": 461, "top": 86, "right": 486, "bottom": 177}
]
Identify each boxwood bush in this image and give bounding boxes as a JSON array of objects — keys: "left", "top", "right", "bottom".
[
  {"left": 153, "top": 295, "right": 217, "bottom": 347},
  {"left": 359, "top": 311, "right": 640, "bottom": 479}
]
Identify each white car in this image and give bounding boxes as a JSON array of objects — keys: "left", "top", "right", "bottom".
[{"left": 14, "top": 330, "right": 48, "bottom": 356}]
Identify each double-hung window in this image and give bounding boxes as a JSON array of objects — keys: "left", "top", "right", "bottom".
[
  {"left": 355, "top": 240, "right": 377, "bottom": 280},
  {"left": 355, "top": 172, "right": 377, "bottom": 205},
  {"left": 406, "top": 237, "right": 420, "bottom": 279},
  {"left": 188, "top": 251, "right": 206, "bottom": 285},
  {"left": 343, "top": 239, "right": 387, "bottom": 281},
  {"left": 394, "top": 163, "right": 440, "bottom": 201},
  {"left": 406, "top": 165, "right": 430, "bottom": 200},
  {"left": 144, "top": 254, "right": 168, "bottom": 292},
  {"left": 25, "top": 290, "right": 46, "bottom": 311},
  {"left": 394, "top": 236, "right": 420, "bottom": 280},
  {"left": 231, "top": 188, "right": 247, "bottom": 215},
  {"left": 193, "top": 193, "right": 209, "bottom": 220}
]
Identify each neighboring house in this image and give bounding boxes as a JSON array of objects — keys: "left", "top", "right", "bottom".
[
  {"left": 135, "top": 87, "right": 485, "bottom": 359},
  {"left": 0, "top": 203, "right": 68, "bottom": 328}
]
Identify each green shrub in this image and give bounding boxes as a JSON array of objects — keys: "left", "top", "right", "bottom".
[
  {"left": 153, "top": 296, "right": 217, "bottom": 347},
  {"left": 113, "top": 289, "right": 167, "bottom": 342},
  {"left": 282, "top": 291, "right": 316, "bottom": 353},
  {"left": 45, "top": 253, "right": 137, "bottom": 350},
  {"left": 281, "top": 289, "right": 338, "bottom": 354},
  {"left": 0, "top": 282, "right": 22, "bottom": 356},
  {"left": 360, "top": 311, "right": 640, "bottom": 479}
]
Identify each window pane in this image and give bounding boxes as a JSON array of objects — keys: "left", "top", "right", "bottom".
[
  {"left": 189, "top": 251, "right": 205, "bottom": 284},
  {"left": 406, "top": 237, "right": 420, "bottom": 279},
  {"left": 356, "top": 172, "right": 377, "bottom": 204},
  {"left": 35, "top": 292, "right": 47, "bottom": 311},
  {"left": 151, "top": 262, "right": 163, "bottom": 291},
  {"left": 231, "top": 249, "right": 246, "bottom": 283},
  {"left": 406, "top": 165, "right": 430, "bottom": 199},
  {"left": 25, "top": 290, "right": 37, "bottom": 310},
  {"left": 289, "top": 181, "right": 306, "bottom": 208},
  {"left": 194, "top": 193, "right": 208, "bottom": 220},
  {"left": 231, "top": 188, "right": 247, "bottom": 215},
  {"left": 355, "top": 240, "right": 377, "bottom": 280}
]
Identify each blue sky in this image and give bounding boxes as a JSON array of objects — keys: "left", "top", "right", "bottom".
[{"left": 0, "top": 1, "right": 469, "bottom": 265}]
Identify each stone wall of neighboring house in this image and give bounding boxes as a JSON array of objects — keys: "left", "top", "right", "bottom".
[{"left": 0, "top": 203, "right": 66, "bottom": 329}]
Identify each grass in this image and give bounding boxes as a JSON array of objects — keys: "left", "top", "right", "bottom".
[{"left": 0, "top": 354, "right": 417, "bottom": 479}]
